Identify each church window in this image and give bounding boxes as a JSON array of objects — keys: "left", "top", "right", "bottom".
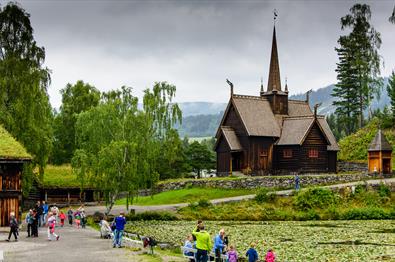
[
  {"left": 283, "top": 149, "right": 292, "bottom": 158},
  {"left": 308, "top": 149, "right": 319, "bottom": 158}
]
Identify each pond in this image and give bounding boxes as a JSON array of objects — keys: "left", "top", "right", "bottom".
[{"left": 125, "top": 220, "right": 395, "bottom": 261}]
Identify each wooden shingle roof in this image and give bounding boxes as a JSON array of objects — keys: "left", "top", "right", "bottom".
[
  {"left": 220, "top": 126, "right": 242, "bottom": 151},
  {"left": 0, "top": 125, "right": 31, "bottom": 160},
  {"left": 232, "top": 95, "right": 281, "bottom": 137},
  {"left": 368, "top": 129, "right": 392, "bottom": 152}
]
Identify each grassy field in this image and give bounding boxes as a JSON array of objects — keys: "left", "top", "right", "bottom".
[
  {"left": 42, "top": 164, "right": 80, "bottom": 188},
  {"left": 115, "top": 187, "right": 254, "bottom": 206},
  {"left": 126, "top": 220, "right": 395, "bottom": 261}
]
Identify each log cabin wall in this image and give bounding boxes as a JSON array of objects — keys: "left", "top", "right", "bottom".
[
  {"left": 216, "top": 137, "right": 231, "bottom": 175},
  {"left": 274, "top": 145, "right": 301, "bottom": 172},
  {"left": 328, "top": 151, "right": 338, "bottom": 173},
  {"left": 299, "top": 123, "right": 329, "bottom": 172},
  {"left": 248, "top": 137, "right": 275, "bottom": 173},
  {"left": 0, "top": 163, "right": 22, "bottom": 226}
]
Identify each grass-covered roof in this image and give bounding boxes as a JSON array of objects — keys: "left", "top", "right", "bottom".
[{"left": 0, "top": 125, "right": 31, "bottom": 160}]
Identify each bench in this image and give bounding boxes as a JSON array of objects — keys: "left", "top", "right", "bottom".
[{"left": 181, "top": 247, "right": 228, "bottom": 261}]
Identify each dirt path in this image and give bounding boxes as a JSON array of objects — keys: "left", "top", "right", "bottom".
[
  {"left": 0, "top": 225, "right": 137, "bottom": 262},
  {"left": 85, "top": 177, "right": 395, "bottom": 215}
]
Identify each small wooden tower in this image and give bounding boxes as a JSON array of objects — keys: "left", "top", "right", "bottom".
[{"left": 368, "top": 129, "right": 392, "bottom": 174}]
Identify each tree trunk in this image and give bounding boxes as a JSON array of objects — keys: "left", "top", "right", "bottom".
[{"left": 105, "top": 191, "right": 118, "bottom": 215}]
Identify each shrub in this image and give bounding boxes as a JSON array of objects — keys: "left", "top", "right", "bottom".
[
  {"left": 294, "top": 188, "right": 338, "bottom": 211},
  {"left": 255, "top": 188, "right": 276, "bottom": 203},
  {"left": 377, "top": 183, "right": 391, "bottom": 198},
  {"left": 197, "top": 198, "right": 212, "bottom": 207},
  {"left": 297, "top": 209, "right": 320, "bottom": 221},
  {"left": 341, "top": 207, "right": 393, "bottom": 220},
  {"left": 126, "top": 211, "right": 178, "bottom": 221}
]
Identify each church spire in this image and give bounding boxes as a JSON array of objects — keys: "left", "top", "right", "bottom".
[{"left": 267, "top": 25, "right": 281, "bottom": 92}]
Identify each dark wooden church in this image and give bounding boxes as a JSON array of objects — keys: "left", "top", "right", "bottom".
[{"left": 215, "top": 26, "right": 339, "bottom": 176}]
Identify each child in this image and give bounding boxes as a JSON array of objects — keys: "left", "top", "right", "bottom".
[
  {"left": 265, "top": 248, "right": 276, "bottom": 262},
  {"left": 47, "top": 212, "right": 59, "bottom": 241},
  {"left": 183, "top": 234, "right": 195, "bottom": 262},
  {"left": 59, "top": 211, "right": 66, "bottom": 227},
  {"left": 6, "top": 212, "right": 18, "bottom": 242},
  {"left": 228, "top": 245, "right": 238, "bottom": 262},
  {"left": 74, "top": 211, "right": 81, "bottom": 229},
  {"left": 246, "top": 242, "right": 258, "bottom": 262},
  {"left": 67, "top": 207, "right": 73, "bottom": 226}
]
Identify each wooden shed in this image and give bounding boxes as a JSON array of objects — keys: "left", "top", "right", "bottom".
[
  {"left": 368, "top": 129, "right": 392, "bottom": 174},
  {"left": 0, "top": 125, "right": 31, "bottom": 226}
]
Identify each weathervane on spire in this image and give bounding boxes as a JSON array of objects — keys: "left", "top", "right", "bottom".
[{"left": 273, "top": 9, "right": 278, "bottom": 25}]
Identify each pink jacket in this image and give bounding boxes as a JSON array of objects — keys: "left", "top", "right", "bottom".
[
  {"left": 265, "top": 251, "right": 276, "bottom": 262},
  {"left": 228, "top": 250, "right": 238, "bottom": 262}
]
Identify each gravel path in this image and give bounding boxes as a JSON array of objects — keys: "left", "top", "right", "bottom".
[
  {"left": 0, "top": 225, "right": 136, "bottom": 262},
  {"left": 85, "top": 177, "right": 395, "bottom": 215}
]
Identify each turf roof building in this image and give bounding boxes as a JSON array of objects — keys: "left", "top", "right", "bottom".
[
  {"left": 215, "top": 26, "right": 339, "bottom": 176},
  {"left": 0, "top": 125, "right": 31, "bottom": 226}
]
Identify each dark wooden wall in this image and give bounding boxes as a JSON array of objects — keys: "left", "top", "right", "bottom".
[
  {"left": 274, "top": 145, "right": 301, "bottom": 172},
  {"left": 0, "top": 163, "right": 22, "bottom": 226},
  {"left": 248, "top": 137, "right": 275, "bottom": 173},
  {"left": 299, "top": 123, "right": 328, "bottom": 172},
  {"left": 328, "top": 151, "right": 337, "bottom": 173},
  {"left": 264, "top": 93, "right": 288, "bottom": 115}
]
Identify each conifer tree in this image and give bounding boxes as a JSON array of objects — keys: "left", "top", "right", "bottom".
[
  {"left": 387, "top": 71, "right": 395, "bottom": 126},
  {"left": 332, "top": 4, "right": 382, "bottom": 132}
]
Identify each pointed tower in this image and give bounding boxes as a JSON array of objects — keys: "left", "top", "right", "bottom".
[
  {"left": 368, "top": 129, "right": 392, "bottom": 174},
  {"left": 261, "top": 25, "right": 288, "bottom": 115},
  {"left": 267, "top": 26, "right": 281, "bottom": 92}
]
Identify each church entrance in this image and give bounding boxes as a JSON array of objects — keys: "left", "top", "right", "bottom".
[
  {"left": 382, "top": 159, "right": 391, "bottom": 174},
  {"left": 231, "top": 152, "right": 242, "bottom": 172}
]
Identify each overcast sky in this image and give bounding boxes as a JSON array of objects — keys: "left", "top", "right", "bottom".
[{"left": 5, "top": 0, "right": 395, "bottom": 108}]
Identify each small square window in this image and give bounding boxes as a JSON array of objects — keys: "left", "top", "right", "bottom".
[
  {"left": 308, "top": 149, "right": 319, "bottom": 158},
  {"left": 283, "top": 149, "right": 292, "bottom": 158}
]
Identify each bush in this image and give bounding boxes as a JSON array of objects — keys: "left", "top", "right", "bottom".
[
  {"left": 294, "top": 188, "right": 338, "bottom": 211},
  {"left": 126, "top": 211, "right": 178, "bottom": 221},
  {"left": 255, "top": 188, "right": 276, "bottom": 203},
  {"left": 341, "top": 207, "right": 393, "bottom": 220},
  {"left": 197, "top": 198, "right": 212, "bottom": 207},
  {"left": 377, "top": 183, "right": 391, "bottom": 198}
]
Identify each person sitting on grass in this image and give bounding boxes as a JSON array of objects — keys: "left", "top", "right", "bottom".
[
  {"left": 192, "top": 221, "right": 212, "bottom": 262},
  {"left": 113, "top": 211, "right": 127, "bottom": 248},
  {"left": 246, "top": 242, "right": 258, "bottom": 262}
]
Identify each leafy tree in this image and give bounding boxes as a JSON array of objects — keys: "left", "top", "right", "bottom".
[
  {"left": 52, "top": 80, "right": 100, "bottom": 164},
  {"left": 0, "top": 2, "right": 52, "bottom": 182},
  {"left": 72, "top": 83, "right": 181, "bottom": 214},
  {"left": 332, "top": 4, "right": 383, "bottom": 132},
  {"left": 386, "top": 71, "right": 395, "bottom": 126},
  {"left": 186, "top": 141, "right": 215, "bottom": 178}
]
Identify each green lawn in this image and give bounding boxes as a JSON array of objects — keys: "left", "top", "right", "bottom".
[
  {"left": 42, "top": 164, "right": 80, "bottom": 188},
  {"left": 115, "top": 187, "right": 255, "bottom": 206}
]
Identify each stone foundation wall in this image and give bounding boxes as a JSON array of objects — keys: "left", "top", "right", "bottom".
[
  {"left": 150, "top": 173, "right": 385, "bottom": 194},
  {"left": 338, "top": 161, "right": 368, "bottom": 173}
]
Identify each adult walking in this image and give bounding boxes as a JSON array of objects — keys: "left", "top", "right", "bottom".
[
  {"left": 67, "top": 207, "right": 73, "bottom": 226},
  {"left": 32, "top": 209, "right": 39, "bottom": 237},
  {"left": 113, "top": 211, "right": 126, "bottom": 248},
  {"left": 294, "top": 173, "right": 300, "bottom": 191},
  {"left": 192, "top": 221, "right": 212, "bottom": 262},
  {"left": 42, "top": 201, "right": 49, "bottom": 225},
  {"left": 35, "top": 201, "right": 43, "bottom": 227},
  {"left": 214, "top": 229, "right": 226, "bottom": 262},
  {"left": 6, "top": 212, "right": 18, "bottom": 242},
  {"left": 25, "top": 209, "right": 34, "bottom": 237}
]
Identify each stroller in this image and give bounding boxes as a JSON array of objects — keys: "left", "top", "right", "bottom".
[{"left": 99, "top": 219, "right": 113, "bottom": 239}]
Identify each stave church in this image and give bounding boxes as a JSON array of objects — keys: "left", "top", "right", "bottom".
[{"left": 214, "top": 25, "right": 339, "bottom": 176}]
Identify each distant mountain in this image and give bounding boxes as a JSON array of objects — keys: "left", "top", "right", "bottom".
[
  {"left": 291, "top": 77, "right": 390, "bottom": 115},
  {"left": 176, "top": 77, "right": 391, "bottom": 137}
]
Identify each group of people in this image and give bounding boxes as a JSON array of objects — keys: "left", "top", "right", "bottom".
[
  {"left": 5, "top": 201, "right": 89, "bottom": 243},
  {"left": 184, "top": 220, "right": 275, "bottom": 262},
  {"left": 99, "top": 211, "right": 127, "bottom": 248}
]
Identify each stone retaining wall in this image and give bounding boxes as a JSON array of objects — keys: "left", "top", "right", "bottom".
[
  {"left": 150, "top": 173, "right": 386, "bottom": 194},
  {"left": 338, "top": 161, "right": 368, "bottom": 173}
]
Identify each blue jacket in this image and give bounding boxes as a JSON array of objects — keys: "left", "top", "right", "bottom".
[
  {"left": 213, "top": 234, "right": 225, "bottom": 253},
  {"left": 114, "top": 216, "right": 126, "bottom": 231},
  {"left": 43, "top": 204, "right": 49, "bottom": 214},
  {"left": 246, "top": 248, "right": 258, "bottom": 262}
]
